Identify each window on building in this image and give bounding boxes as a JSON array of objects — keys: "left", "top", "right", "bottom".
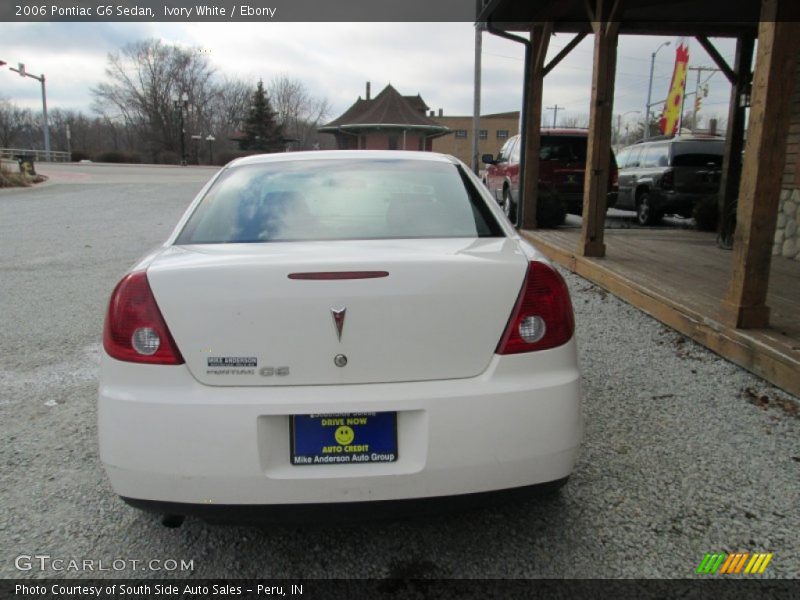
[
  {"left": 479, "top": 130, "right": 488, "bottom": 140},
  {"left": 497, "top": 130, "right": 509, "bottom": 139},
  {"left": 455, "top": 129, "right": 468, "bottom": 138}
]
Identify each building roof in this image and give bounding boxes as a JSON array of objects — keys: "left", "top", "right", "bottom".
[
  {"left": 433, "top": 111, "right": 520, "bottom": 121},
  {"left": 403, "top": 94, "right": 430, "bottom": 114},
  {"left": 319, "top": 84, "right": 448, "bottom": 136}
]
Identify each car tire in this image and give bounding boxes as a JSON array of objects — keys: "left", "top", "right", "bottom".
[
  {"left": 636, "top": 192, "right": 662, "bottom": 226},
  {"left": 503, "top": 187, "right": 517, "bottom": 225}
]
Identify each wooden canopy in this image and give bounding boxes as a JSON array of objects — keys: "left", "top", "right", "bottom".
[{"left": 478, "top": 0, "right": 800, "bottom": 335}]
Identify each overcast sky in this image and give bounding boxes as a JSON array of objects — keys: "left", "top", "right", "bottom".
[{"left": 2, "top": 22, "right": 737, "bottom": 132}]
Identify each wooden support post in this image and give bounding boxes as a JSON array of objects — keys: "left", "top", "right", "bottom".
[
  {"left": 717, "top": 36, "right": 754, "bottom": 249},
  {"left": 579, "top": 2, "right": 619, "bottom": 257},
  {"left": 721, "top": 3, "right": 800, "bottom": 329},
  {"left": 520, "top": 23, "right": 552, "bottom": 230}
]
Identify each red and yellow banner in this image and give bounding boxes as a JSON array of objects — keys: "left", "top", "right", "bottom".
[{"left": 660, "top": 40, "right": 690, "bottom": 136}]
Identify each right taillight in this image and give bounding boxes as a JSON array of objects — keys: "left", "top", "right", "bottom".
[
  {"left": 103, "top": 271, "right": 184, "bottom": 365},
  {"left": 661, "top": 169, "right": 675, "bottom": 190},
  {"left": 496, "top": 261, "right": 575, "bottom": 354}
]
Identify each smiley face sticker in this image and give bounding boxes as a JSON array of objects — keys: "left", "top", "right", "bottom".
[{"left": 334, "top": 425, "right": 355, "bottom": 446}]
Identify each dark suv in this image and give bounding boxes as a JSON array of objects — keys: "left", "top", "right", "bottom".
[
  {"left": 482, "top": 129, "right": 618, "bottom": 225},
  {"left": 615, "top": 136, "right": 724, "bottom": 225}
]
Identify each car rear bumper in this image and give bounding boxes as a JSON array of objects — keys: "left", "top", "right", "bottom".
[
  {"left": 122, "top": 478, "right": 570, "bottom": 525},
  {"left": 98, "top": 342, "right": 582, "bottom": 507},
  {"left": 651, "top": 190, "right": 706, "bottom": 215}
]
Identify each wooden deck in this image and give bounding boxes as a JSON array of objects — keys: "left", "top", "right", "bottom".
[{"left": 522, "top": 227, "right": 800, "bottom": 396}]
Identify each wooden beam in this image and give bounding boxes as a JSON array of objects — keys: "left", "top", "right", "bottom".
[
  {"left": 519, "top": 22, "right": 552, "bottom": 230},
  {"left": 717, "top": 36, "right": 754, "bottom": 249},
  {"left": 579, "top": 1, "right": 619, "bottom": 257},
  {"left": 695, "top": 36, "right": 738, "bottom": 85},
  {"left": 543, "top": 33, "right": 587, "bottom": 77},
  {"left": 721, "top": 1, "right": 800, "bottom": 329}
]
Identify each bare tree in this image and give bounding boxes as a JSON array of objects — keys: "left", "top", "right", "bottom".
[
  {"left": 0, "top": 99, "right": 32, "bottom": 148},
  {"left": 91, "top": 39, "right": 219, "bottom": 161},
  {"left": 268, "top": 75, "right": 330, "bottom": 150},
  {"left": 558, "top": 114, "right": 590, "bottom": 129}
]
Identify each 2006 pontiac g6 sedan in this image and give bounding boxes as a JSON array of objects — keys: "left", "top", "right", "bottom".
[{"left": 98, "top": 150, "right": 582, "bottom": 522}]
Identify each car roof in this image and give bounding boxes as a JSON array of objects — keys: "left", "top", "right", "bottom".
[{"left": 228, "top": 150, "right": 461, "bottom": 168}]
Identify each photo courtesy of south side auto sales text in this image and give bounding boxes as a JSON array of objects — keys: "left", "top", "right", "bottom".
[
  {"left": 15, "top": 584, "right": 303, "bottom": 597},
  {"left": 13, "top": 4, "right": 279, "bottom": 18}
]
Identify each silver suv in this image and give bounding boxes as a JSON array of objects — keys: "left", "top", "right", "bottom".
[{"left": 615, "top": 137, "right": 724, "bottom": 225}]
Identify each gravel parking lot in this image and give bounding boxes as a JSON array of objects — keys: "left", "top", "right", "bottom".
[{"left": 1, "top": 163, "right": 798, "bottom": 579}]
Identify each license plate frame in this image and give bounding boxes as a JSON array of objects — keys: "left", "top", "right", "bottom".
[{"left": 290, "top": 412, "right": 398, "bottom": 466}]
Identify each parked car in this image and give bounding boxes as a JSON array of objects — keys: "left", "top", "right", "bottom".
[
  {"left": 615, "top": 136, "right": 725, "bottom": 225},
  {"left": 482, "top": 129, "right": 619, "bottom": 225},
  {"left": 99, "top": 151, "right": 582, "bottom": 524}
]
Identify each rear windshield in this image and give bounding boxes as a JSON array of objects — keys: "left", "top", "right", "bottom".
[
  {"left": 175, "top": 158, "right": 504, "bottom": 244},
  {"left": 670, "top": 142, "right": 724, "bottom": 167},
  {"left": 539, "top": 136, "right": 587, "bottom": 162}
]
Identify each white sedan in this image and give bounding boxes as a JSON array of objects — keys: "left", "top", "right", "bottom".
[{"left": 98, "top": 150, "right": 582, "bottom": 524}]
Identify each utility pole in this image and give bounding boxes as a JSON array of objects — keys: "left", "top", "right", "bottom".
[
  {"left": 10, "top": 62, "right": 51, "bottom": 160},
  {"left": 471, "top": 22, "right": 484, "bottom": 174},
  {"left": 686, "top": 66, "right": 718, "bottom": 132},
  {"left": 645, "top": 41, "right": 671, "bottom": 140},
  {"left": 546, "top": 105, "right": 564, "bottom": 128}
]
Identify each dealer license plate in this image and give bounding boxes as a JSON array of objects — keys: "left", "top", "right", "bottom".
[{"left": 290, "top": 412, "right": 398, "bottom": 466}]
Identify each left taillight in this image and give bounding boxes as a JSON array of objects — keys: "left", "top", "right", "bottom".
[
  {"left": 496, "top": 261, "right": 575, "bottom": 354},
  {"left": 103, "top": 271, "right": 184, "bottom": 365}
]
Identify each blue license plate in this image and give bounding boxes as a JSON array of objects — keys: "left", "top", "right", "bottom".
[{"left": 290, "top": 412, "right": 398, "bottom": 466}]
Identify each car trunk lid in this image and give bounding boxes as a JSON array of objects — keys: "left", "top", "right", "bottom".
[{"left": 146, "top": 238, "right": 527, "bottom": 386}]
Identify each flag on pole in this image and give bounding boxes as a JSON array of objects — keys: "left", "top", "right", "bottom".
[{"left": 660, "top": 39, "right": 690, "bottom": 136}]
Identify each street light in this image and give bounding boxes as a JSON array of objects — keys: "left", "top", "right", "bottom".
[
  {"left": 173, "top": 92, "right": 189, "bottom": 166},
  {"left": 7, "top": 61, "right": 51, "bottom": 160},
  {"left": 616, "top": 110, "right": 640, "bottom": 146},
  {"left": 205, "top": 135, "right": 215, "bottom": 165},
  {"left": 644, "top": 41, "right": 671, "bottom": 140}
]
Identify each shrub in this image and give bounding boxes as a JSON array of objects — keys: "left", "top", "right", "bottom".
[
  {"left": 96, "top": 151, "right": 142, "bottom": 164},
  {"left": 70, "top": 150, "right": 92, "bottom": 162},
  {"left": 215, "top": 150, "right": 257, "bottom": 166},
  {"left": 154, "top": 151, "right": 180, "bottom": 165},
  {"left": 693, "top": 194, "right": 719, "bottom": 232}
]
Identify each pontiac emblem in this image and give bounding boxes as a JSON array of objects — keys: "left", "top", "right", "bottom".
[{"left": 331, "top": 307, "right": 346, "bottom": 341}]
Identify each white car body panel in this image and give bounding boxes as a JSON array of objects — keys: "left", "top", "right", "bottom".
[
  {"left": 99, "top": 343, "right": 581, "bottom": 504},
  {"left": 98, "top": 150, "right": 582, "bottom": 509}
]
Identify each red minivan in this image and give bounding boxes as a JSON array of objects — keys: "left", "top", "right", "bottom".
[{"left": 482, "top": 129, "right": 618, "bottom": 225}]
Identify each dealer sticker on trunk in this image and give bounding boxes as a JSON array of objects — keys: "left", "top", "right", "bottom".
[
  {"left": 291, "top": 412, "right": 398, "bottom": 465},
  {"left": 207, "top": 356, "right": 258, "bottom": 367}
]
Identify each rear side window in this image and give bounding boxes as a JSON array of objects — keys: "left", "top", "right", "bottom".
[
  {"left": 175, "top": 159, "right": 504, "bottom": 244},
  {"left": 627, "top": 147, "right": 644, "bottom": 167},
  {"left": 540, "top": 136, "right": 587, "bottom": 162},
  {"left": 616, "top": 147, "right": 630, "bottom": 168},
  {"left": 642, "top": 144, "right": 669, "bottom": 167}
]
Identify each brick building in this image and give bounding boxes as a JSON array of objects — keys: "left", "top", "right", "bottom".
[
  {"left": 318, "top": 83, "right": 448, "bottom": 151},
  {"left": 431, "top": 111, "right": 520, "bottom": 165}
]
